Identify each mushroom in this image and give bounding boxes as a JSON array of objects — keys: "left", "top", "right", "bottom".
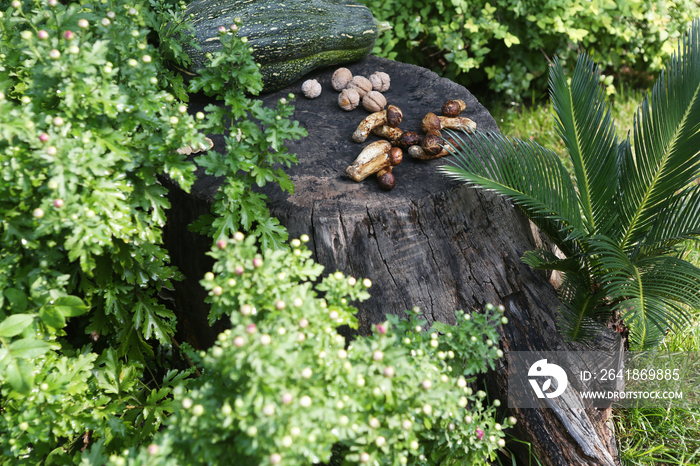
[
  {"left": 396, "top": 131, "right": 421, "bottom": 149},
  {"left": 346, "top": 140, "right": 400, "bottom": 181},
  {"left": 362, "top": 90, "right": 387, "bottom": 112},
  {"left": 441, "top": 99, "right": 467, "bottom": 117},
  {"left": 421, "top": 112, "right": 441, "bottom": 133},
  {"left": 438, "top": 116, "right": 477, "bottom": 133},
  {"left": 332, "top": 68, "right": 353, "bottom": 91},
  {"left": 371, "top": 125, "right": 403, "bottom": 144},
  {"left": 388, "top": 146, "right": 403, "bottom": 166},
  {"left": 346, "top": 76, "right": 373, "bottom": 97},
  {"left": 352, "top": 105, "right": 403, "bottom": 143},
  {"left": 338, "top": 88, "right": 360, "bottom": 111},
  {"left": 408, "top": 145, "right": 449, "bottom": 160},
  {"left": 376, "top": 167, "right": 395, "bottom": 190},
  {"left": 421, "top": 131, "right": 444, "bottom": 156}
]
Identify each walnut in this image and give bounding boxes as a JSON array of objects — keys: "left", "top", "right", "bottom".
[
  {"left": 369, "top": 71, "right": 390, "bottom": 92},
  {"left": 346, "top": 76, "right": 373, "bottom": 97},
  {"left": 332, "top": 67, "right": 353, "bottom": 91},
  {"left": 301, "top": 79, "right": 322, "bottom": 99},
  {"left": 362, "top": 90, "right": 387, "bottom": 112},
  {"left": 338, "top": 88, "right": 360, "bottom": 111}
]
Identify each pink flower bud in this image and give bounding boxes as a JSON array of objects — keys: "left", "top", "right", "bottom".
[
  {"left": 376, "top": 324, "right": 387, "bottom": 334},
  {"left": 252, "top": 257, "right": 263, "bottom": 268},
  {"left": 235, "top": 266, "right": 244, "bottom": 275},
  {"left": 63, "top": 30, "right": 74, "bottom": 40},
  {"left": 218, "top": 25, "right": 227, "bottom": 34},
  {"left": 476, "top": 428, "right": 484, "bottom": 440},
  {"left": 233, "top": 336, "right": 245, "bottom": 347},
  {"left": 372, "top": 350, "right": 383, "bottom": 361},
  {"left": 282, "top": 393, "right": 293, "bottom": 404},
  {"left": 49, "top": 49, "right": 61, "bottom": 60},
  {"left": 54, "top": 199, "right": 64, "bottom": 208},
  {"left": 39, "top": 133, "right": 49, "bottom": 143},
  {"left": 38, "top": 30, "right": 49, "bottom": 40},
  {"left": 298, "top": 318, "right": 309, "bottom": 328},
  {"left": 246, "top": 323, "right": 257, "bottom": 334},
  {"left": 216, "top": 239, "right": 226, "bottom": 249}
]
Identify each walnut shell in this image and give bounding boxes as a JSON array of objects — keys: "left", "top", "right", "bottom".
[
  {"left": 369, "top": 71, "right": 390, "bottom": 92},
  {"left": 362, "top": 90, "right": 387, "bottom": 112},
  {"left": 301, "top": 79, "right": 322, "bottom": 99},
  {"left": 346, "top": 76, "right": 373, "bottom": 97},
  {"left": 332, "top": 67, "right": 353, "bottom": 91},
  {"left": 338, "top": 88, "right": 360, "bottom": 111}
]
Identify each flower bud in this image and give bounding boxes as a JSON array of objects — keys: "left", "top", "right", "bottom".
[
  {"left": 359, "top": 452, "right": 370, "bottom": 463},
  {"left": 299, "top": 395, "right": 311, "bottom": 407},
  {"left": 38, "top": 30, "right": 49, "bottom": 39},
  {"left": 372, "top": 350, "right": 383, "bottom": 361},
  {"left": 301, "top": 367, "right": 312, "bottom": 379},
  {"left": 78, "top": 19, "right": 89, "bottom": 28},
  {"left": 282, "top": 393, "right": 293, "bottom": 405},
  {"left": 233, "top": 336, "right": 245, "bottom": 347},
  {"left": 260, "top": 334, "right": 271, "bottom": 345},
  {"left": 64, "top": 30, "right": 75, "bottom": 40},
  {"left": 49, "top": 49, "right": 61, "bottom": 60},
  {"left": 270, "top": 453, "right": 281, "bottom": 465}
]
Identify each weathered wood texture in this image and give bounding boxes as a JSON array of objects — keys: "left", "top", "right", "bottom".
[{"left": 161, "top": 55, "right": 621, "bottom": 466}]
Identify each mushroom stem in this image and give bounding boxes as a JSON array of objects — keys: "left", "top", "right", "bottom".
[
  {"left": 438, "top": 116, "right": 477, "bottom": 132},
  {"left": 346, "top": 140, "right": 393, "bottom": 181}
]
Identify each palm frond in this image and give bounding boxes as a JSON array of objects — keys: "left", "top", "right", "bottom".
[
  {"left": 556, "top": 270, "right": 611, "bottom": 344},
  {"left": 550, "top": 54, "right": 620, "bottom": 235},
  {"left": 636, "top": 183, "right": 700, "bottom": 259},
  {"left": 617, "top": 19, "right": 700, "bottom": 252},
  {"left": 589, "top": 236, "right": 700, "bottom": 349},
  {"left": 439, "top": 130, "right": 584, "bottom": 256},
  {"left": 521, "top": 249, "right": 582, "bottom": 273}
]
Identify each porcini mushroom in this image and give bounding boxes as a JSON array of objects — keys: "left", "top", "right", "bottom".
[
  {"left": 346, "top": 140, "right": 394, "bottom": 181},
  {"left": 372, "top": 125, "right": 403, "bottom": 144},
  {"left": 441, "top": 99, "right": 467, "bottom": 117},
  {"left": 376, "top": 167, "right": 395, "bottom": 190},
  {"left": 421, "top": 112, "right": 441, "bottom": 133},
  {"left": 352, "top": 105, "right": 403, "bottom": 143},
  {"left": 438, "top": 116, "right": 477, "bottom": 133}
]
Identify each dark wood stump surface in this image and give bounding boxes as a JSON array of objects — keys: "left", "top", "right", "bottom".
[{"left": 161, "top": 55, "right": 621, "bottom": 466}]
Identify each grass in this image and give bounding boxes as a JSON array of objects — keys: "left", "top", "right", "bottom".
[{"left": 486, "top": 86, "right": 700, "bottom": 466}]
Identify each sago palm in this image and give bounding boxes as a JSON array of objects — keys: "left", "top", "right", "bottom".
[{"left": 439, "top": 20, "right": 700, "bottom": 350}]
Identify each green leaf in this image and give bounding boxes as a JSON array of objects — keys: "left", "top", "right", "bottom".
[
  {"left": 617, "top": 20, "right": 700, "bottom": 251},
  {"left": 550, "top": 53, "right": 619, "bottom": 235},
  {"left": 9, "top": 338, "right": 51, "bottom": 359},
  {"left": 3, "top": 288, "right": 28, "bottom": 312},
  {"left": 5, "top": 357, "right": 33, "bottom": 394},
  {"left": 53, "top": 296, "right": 89, "bottom": 317},
  {"left": 439, "top": 130, "right": 583, "bottom": 256},
  {"left": 40, "top": 304, "right": 67, "bottom": 329},
  {"left": 0, "top": 314, "right": 34, "bottom": 338}
]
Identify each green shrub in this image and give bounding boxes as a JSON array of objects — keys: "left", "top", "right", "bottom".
[
  {"left": 0, "top": 1, "right": 510, "bottom": 464},
  {"left": 440, "top": 21, "right": 700, "bottom": 349},
  {"left": 83, "top": 234, "right": 512, "bottom": 466},
  {"left": 360, "top": 0, "right": 699, "bottom": 101}
]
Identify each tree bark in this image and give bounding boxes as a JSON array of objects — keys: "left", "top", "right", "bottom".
[{"left": 161, "top": 55, "right": 621, "bottom": 466}]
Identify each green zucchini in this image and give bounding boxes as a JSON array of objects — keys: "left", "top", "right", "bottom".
[{"left": 178, "top": 0, "right": 387, "bottom": 92}]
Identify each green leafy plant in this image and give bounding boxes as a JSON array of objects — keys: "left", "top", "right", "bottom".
[
  {"left": 186, "top": 22, "right": 307, "bottom": 250},
  {"left": 439, "top": 20, "right": 700, "bottom": 350},
  {"left": 360, "top": 0, "right": 699, "bottom": 102},
  {"left": 81, "top": 234, "right": 512, "bottom": 466}
]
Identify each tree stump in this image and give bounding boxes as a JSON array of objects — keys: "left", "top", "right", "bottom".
[{"left": 161, "top": 55, "right": 621, "bottom": 466}]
